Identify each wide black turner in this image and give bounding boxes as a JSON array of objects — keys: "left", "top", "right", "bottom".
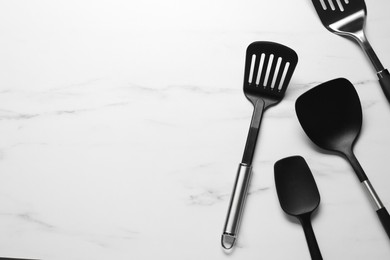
[
  {"left": 221, "top": 41, "right": 298, "bottom": 250},
  {"left": 275, "top": 156, "right": 322, "bottom": 260},
  {"left": 295, "top": 78, "right": 390, "bottom": 239}
]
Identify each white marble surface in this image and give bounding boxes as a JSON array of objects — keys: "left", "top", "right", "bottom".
[{"left": 1, "top": 0, "right": 390, "bottom": 259}]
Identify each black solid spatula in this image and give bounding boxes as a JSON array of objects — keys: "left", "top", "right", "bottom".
[
  {"left": 275, "top": 156, "right": 323, "bottom": 260},
  {"left": 295, "top": 78, "right": 390, "bottom": 239},
  {"left": 221, "top": 41, "right": 298, "bottom": 250}
]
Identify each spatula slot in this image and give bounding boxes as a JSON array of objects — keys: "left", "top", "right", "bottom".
[
  {"left": 335, "top": 0, "right": 345, "bottom": 12},
  {"left": 278, "top": 62, "right": 291, "bottom": 91},
  {"left": 255, "top": 53, "right": 266, "bottom": 86},
  {"left": 319, "top": 0, "right": 328, "bottom": 10},
  {"left": 327, "top": 0, "right": 336, "bottom": 11},
  {"left": 263, "top": 54, "right": 275, "bottom": 87},
  {"left": 248, "top": 54, "right": 256, "bottom": 84},
  {"left": 271, "top": 57, "right": 283, "bottom": 90}
]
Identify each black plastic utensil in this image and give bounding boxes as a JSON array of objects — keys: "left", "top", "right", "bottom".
[
  {"left": 295, "top": 78, "right": 390, "bottom": 239},
  {"left": 275, "top": 156, "right": 322, "bottom": 260},
  {"left": 221, "top": 41, "right": 298, "bottom": 250},
  {"left": 311, "top": 0, "right": 390, "bottom": 103}
]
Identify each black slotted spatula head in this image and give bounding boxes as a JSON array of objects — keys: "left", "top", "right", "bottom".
[
  {"left": 243, "top": 41, "right": 298, "bottom": 108},
  {"left": 311, "top": 0, "right": 366, "bottom": 30}
]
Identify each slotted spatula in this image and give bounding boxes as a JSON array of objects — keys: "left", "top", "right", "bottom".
[
  {"left": 311, "top": 0, "right": 390, "bottom": 103},
  {"left": 221, "top": 41, "right": 298, "bottom": 250}
]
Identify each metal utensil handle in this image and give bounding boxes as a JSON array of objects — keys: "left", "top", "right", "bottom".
[
  {"left": 354, "top": 32, "right": 390, "bottom": 103},
  {"left": 354, "top": 31, "right": 384, "bottom": 73},
  {"left": 378, "top": 69, "right": 390, "bottom": 103},
  {"left": 345, "top": 152, "right": 390, "bottom": 239},
  {"left": 362, "top": 180, "right": 390, "bottom": 239},
  {"left": 221, "top": 163, "right": 252, "bottom": 249}
]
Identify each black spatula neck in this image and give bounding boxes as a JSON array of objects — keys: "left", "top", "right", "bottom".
[
  {"left": 298, "top": 213, "right": 323, "bottom": 260},
  {"left": 242, "top": 99, "right": 265, "bottom": 165},
  {"left": 343, "top": 149, "right": 368, "bottom": 182}
]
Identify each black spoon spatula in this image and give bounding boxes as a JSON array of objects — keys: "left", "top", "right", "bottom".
[
  {"left": 295, "top": 78, "right": 390, "bottom": 239},
  {"left": 221, "top": 41, "right": 298, "bottom": 249},
  {"left": 275, "top": 156, "right": 323, "bottom": 260}
]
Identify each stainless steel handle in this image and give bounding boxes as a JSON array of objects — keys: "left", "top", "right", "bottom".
[
  {"left": 221, "top": 163, "right": 252, "bottom": 249},
  {"left": 354, "top": 30, "right": 384, "bottom": 73},
  {"left": 362, "top": 180, "right": 384, "bottom": 211}
]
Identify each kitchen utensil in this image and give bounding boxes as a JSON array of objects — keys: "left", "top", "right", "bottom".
[
  {"left": 311, "top": 0, "right": 390, "bottom": 102},
  {"left": 275, "top": 156, "right": 323, "bottom": 260},
  {"left": 295, "top": 78, "right": 390, "bottom": 239},
  {"left": 221, "top": 41, "right": 298, "bottom": 250}
]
